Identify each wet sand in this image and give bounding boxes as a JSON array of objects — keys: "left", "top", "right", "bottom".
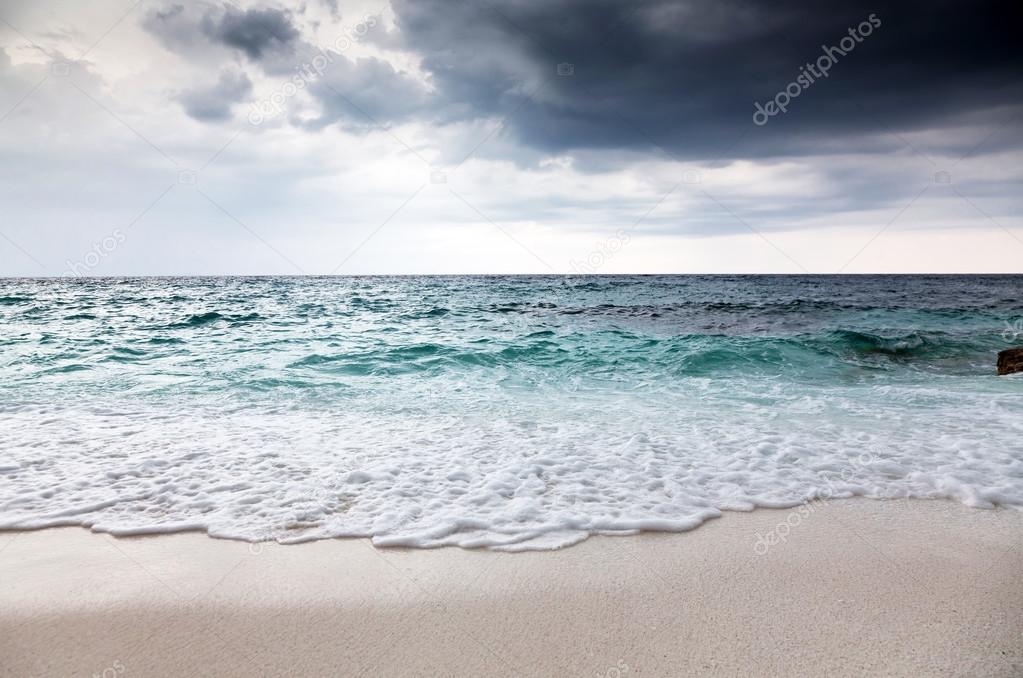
[{"left": 1, "top": 498, "right": 1021, "bottom": 677}]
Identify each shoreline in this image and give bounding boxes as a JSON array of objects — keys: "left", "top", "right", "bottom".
[
  {"left": 2, "top": 497, "right": 1021, "bottom": 677},
  {"left": 3, "top": 490, "right": 1020, "bottom": 551}
]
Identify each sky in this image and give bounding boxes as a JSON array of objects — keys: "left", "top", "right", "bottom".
[{"left": 0, "top": 0, "right": 1020, "bottom": 275}]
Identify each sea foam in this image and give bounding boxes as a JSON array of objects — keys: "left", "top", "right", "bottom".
[
  {"left": 1, "top": 377, "right": 1021, "bottom": 550},
  {"left": 1, "top": 275, "right": 1021, "bottom": 549}
]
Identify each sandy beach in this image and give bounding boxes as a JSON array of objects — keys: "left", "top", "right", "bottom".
[{"left": 1, "top": 497, "right": 1020, "bottom": 677}]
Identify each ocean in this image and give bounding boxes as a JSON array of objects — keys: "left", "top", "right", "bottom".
[{"left": 1, "top": 275, "right": 1021, "bottom": 549}]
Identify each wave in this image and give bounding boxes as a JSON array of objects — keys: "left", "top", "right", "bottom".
[
  {"left": 812, "top": 329, "right": 994, "bottom": 361},
  {"left": 824, "top": 330, "right": 929, "bottom": 356},
  {"left": 165, "top": 311, "right": 264, "bottom": 329},
  {"left": 2, "top": 276, "right": 1021, "bottom": 550},
  {"left": 278, "top": 329, "right": 995, "bottom": 379}
]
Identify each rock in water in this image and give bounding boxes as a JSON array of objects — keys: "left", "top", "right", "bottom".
[{"left": 997, "top": 348, "right": 1023, "bottom": 375}]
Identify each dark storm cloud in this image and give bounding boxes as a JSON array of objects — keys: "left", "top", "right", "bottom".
[
  {"left": 177, "top": 69, "right": 252, "bottom": 122},
  {"left": 143, "top": 3, "right": 300, "bottom": 63},
  {"left": 202, "top": 6, "right": 300, "bottom": 60},
  {"left": 315, "top": 0, "right": 1023, "bottom": 160},
  {"left": 303, "top": 56, "right": 430, "bottom": 130},
  {"left": 142, "top": 0, "right": 1023, "bottom": 162},
  {"left": 143, "top": 2, "right": 418, "bottom": 127}
]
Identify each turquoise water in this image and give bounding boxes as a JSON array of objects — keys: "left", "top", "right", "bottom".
[{"left": 1, "top": 275, "right": 1021, "bottom": 549}]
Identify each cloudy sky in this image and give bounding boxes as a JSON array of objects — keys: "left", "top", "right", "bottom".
[{"left": 0, "top": 0, "right": 1020, "bottom": 275}]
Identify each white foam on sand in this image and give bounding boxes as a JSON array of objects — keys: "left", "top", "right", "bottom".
[{"left": 2, "top": 378, "right": 1022, "bottom": 549}]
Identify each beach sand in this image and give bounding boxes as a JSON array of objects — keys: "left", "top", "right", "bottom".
[{"left": 1, "top": 498, "right": 1021, "bottom": 677}]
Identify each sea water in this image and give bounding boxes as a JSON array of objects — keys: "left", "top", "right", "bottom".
[{"left": 1, "top": 275, "right": 1021, "bottom": 549}]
